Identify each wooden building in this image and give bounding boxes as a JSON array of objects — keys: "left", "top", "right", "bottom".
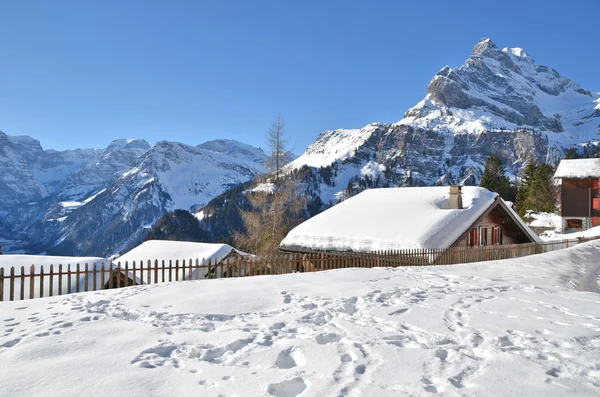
[
  {"left": 554, "top": 159, "right": 600, "bottom": 231},
  {"left": 280, "top": 186, "right": 540, "bottom": 255}
]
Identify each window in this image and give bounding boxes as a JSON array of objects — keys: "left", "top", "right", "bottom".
[
  {"left": 479, "top": 227, "right": 488, "bottom": 246},
  {"left": 593, "top": 179, "right": 599, "bottom": 190},
  {"left": 491, "top": 227, "right": 502, "bottom": 245},
  {"left": 593, "top": 198, "right": 599, "bottom": 210}
]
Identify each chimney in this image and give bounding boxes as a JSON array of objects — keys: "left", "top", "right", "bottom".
[{"left": 449, "top": 185, "right": 463, "bottom": 209}]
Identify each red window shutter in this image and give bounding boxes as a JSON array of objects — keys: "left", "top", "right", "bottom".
[
  {"left": 469, "top": 229, "right": 478, "bottom": 247},
  {"left": 593, "top": 217, "right": 599, "bottom": 227},
  {"left": 593, "top": 179, "right": 599, "bottom": 189},
  {"left": 593, "top": 198, "right": 599, "bottom": 210},
  {"left": 492, "top": 227, "right": 501, "bottom": 245}
]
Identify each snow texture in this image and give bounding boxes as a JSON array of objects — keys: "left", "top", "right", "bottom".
[
  {"left": 554, "top": 159, "right": 600, "bottom": 179},
  {"left": 541, "top": 226, "right": 600, "bottom": 242},
  {"left": 1, "top": 241, "right": 599, "bottom": 396},
  {"left": 528, "top": 211, "right": 563, "bottom": 229},
  {"left": 281, "top": 186, "right": 534, "bottom": 252}
]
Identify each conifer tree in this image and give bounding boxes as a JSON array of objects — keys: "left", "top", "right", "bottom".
[
  {"left": 528, "top": 163, "right": 556, "bottom": 213},
  {"left": 515, "top": 158, "right": 537, "bottom": 217},
  {"left": 480, "top": 155, "right": 514, "bottom": 201},
  {"left": 564, "top": 147, "right": 579, "bottom": 159}
]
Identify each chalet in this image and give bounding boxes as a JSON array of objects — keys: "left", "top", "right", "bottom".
[
  {"left": 280, "top": 186, "right": 540, "bottom": 254},
  {"left": 109, "top": 240, "right": 251, "bottom": 286},
  {"left": 554, "top": 158, "right": 600, "bottom": 232}
]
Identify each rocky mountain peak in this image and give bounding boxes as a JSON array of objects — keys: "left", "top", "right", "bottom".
[
  {"left": 471, "top": 37, "right": 499, "bottom": 57},
  {"left": 106, "top": 138, "right": 150, "bottom": 152}
]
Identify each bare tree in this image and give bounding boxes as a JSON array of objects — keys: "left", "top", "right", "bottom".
[{"left": 235, "top": 116, "right": 305, "bottom": 256}]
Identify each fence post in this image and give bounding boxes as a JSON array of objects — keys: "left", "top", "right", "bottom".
[
  {"left": 39, "top": 265, "right": 44, "bottom": 298},
  {"left": 19, "top": 266, "right": 25, "bottom": 300},
  {"left": 147, "top": 260, "right": 152, "bottom": 284},
  {"left": 58, "top": 264, "right": 63, "bottom": 295},
  {"left": 140, "top": 259, "right": 144, "bottom": 284},
  {"left": 9, "top": 267, "right": 15, "bottom": 301},
  {"left": 84, "top": 263, "right": 89, "bottom": 292},
  {"left": 101, "top": 263, "right": 106, "bottom": 289},
  {"left": 75, "top": 263, "right": 80, "bottom": 293},
  {"left": 0, "top": 267, "right": 3, "bottom": 302},
  {"left": 133, "top": 261, "right": 137, "bottom": 286},
  {"left": 155, "top": 260, "right": 160, "bottom": 283},
  {"left": 49, "top": 264, "right": 54, "bottom": 297},
  {"left": 162, "top": 260, "right": 166, "bottom": 283}
]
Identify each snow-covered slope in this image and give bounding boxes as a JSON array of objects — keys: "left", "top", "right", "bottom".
[
  {"left": 285, "top": 38, "right": 599, "bottom": 204},
  {"left": 0, "top": 135, "right": 266, "bottom": 256},
  {"left": 1, "top": 241, "right": 599, "bottom": 396}
]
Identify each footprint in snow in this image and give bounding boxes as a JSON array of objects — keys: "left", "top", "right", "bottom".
[{"left": 267, "top": 377, "right": 307, "bottom": 397}]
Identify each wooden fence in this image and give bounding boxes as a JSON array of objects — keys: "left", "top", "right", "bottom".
[{"left": 1, "top": 236, "right": 598, "bottom": 302}]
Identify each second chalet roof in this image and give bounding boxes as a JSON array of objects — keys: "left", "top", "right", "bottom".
[
  {"left": 116, "top": 240, "right": 248, "bottom": 265},
  {"left": 280, "top": 186, "right": 514, "bottom": 252},
  {"left": 554, "top": 158, "right": 600, "bottom": 179}
]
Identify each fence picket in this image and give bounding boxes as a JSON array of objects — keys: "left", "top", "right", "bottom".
[
  {"left": 20, "top": 266, "right": 25, "bottom": 300},
  {"left": 155, "top": 260, "right": 159, "bottom": 284},
  {"left": 0, "top": 268, "right": 3, "bottom": 302},
  {"left": 9, "top": 266, "right": 15, "bottom": 301},
  {"left": 133, "top": 261, "right": 137, "bottom": 287},
  {"left": 39, "top": 265, "right": 44, "bottom": 298},
  {"left": 49, "top": 265, "right": 54, "bottom": 297},
  {"left": 84, "top": 263, "right": 89, "bottom": 293},
  {"left": 75, "top": 264, "right": 80, "bottom": 293},
  {"left": 58, "top": 264, "right": 63, "bottom": 295},
  {"left": 30, "top": 265, "right": 35, "bottom": 299}
]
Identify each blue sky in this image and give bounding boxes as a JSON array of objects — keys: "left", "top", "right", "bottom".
[{"left": 0, "top": 0, "right": 598, "bottom": 153}]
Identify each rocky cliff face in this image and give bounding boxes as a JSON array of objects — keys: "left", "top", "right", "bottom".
[{"left": 0, "top": 136, "right": 266, "bottom": 256}]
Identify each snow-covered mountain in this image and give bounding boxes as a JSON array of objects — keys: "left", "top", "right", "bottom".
[
  {"left": 0, "top": 135, "right": 266, "bottom": 256},
  {"left": 285, "top": 38, "right": 599, "bottom": 203}
]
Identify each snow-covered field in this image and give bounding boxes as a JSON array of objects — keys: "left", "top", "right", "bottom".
[{"left": 1, "top": 242, "right": 600, "bottom": 396}]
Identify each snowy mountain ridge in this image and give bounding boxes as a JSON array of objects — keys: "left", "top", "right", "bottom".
[
  {"left": 284, "top": 38, "right": 599, "bottom": 204},
  {"left": 0, "top": 134, "right": 266, "bottom": 256}
]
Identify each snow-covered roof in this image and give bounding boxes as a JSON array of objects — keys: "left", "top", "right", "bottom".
[
  {"left": 280, "top": 186, "right": 540, "bottom": 252},
  {"left": 281, "top": 187, "right": 496, "bottom": 252},
  {"left": 554, "top": 159, "right": 600, "bottom": 179},
  {"left": 114, "top": 240, "right": 249, "bottom": 283},
  {"left": 0, "top": 255, "right": 112, "bottom": 298}
]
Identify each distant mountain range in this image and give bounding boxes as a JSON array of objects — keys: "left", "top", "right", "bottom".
[
  {"left": 1, "top": 38, "right": 598, "bottom": 255},
  {"left": 0, "top": 134, "right": 266, "bottom": 256}
]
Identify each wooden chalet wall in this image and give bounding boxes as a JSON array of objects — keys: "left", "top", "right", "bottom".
[
  {"left": 561, "top": 178, "right": 599, "bottom": 219},
  {"left": 452, "top": 205, "right": 532, "bottom": 248}
]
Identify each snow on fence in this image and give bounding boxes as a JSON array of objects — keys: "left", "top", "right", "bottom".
[{"left": 1, "top": 237, "right": 598, "bottom": 302}]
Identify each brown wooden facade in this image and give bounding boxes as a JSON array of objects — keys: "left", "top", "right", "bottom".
[
  {"left": 451, "top": 199, "right": 537, "bottom": 248},
  {"left": 560, "top": 178, "right": 600, "bottom": 228}
]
